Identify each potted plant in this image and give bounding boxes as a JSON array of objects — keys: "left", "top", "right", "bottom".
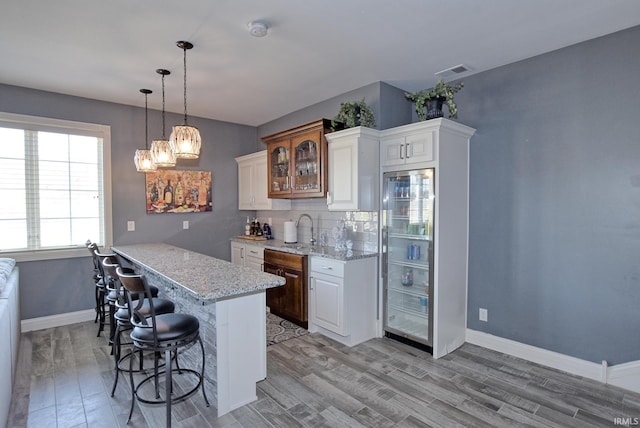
[
  {"left": 331, "top": 98, "right": 376, "bottom": 130},
  {"left": 405, "top": 79, "right": 464, "bottom": 120}
]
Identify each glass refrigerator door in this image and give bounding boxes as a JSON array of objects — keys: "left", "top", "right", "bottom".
[{"left": 383, "top": 169, "right": 434, "bottom": 345}]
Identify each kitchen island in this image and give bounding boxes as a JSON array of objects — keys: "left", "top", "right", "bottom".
[{"left": 111, "top": 243, "right": 285, "bottom": 416}]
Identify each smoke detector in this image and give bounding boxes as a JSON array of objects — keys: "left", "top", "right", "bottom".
[{"left": 248, "top": 20, "right": 269, "bottom": 37}]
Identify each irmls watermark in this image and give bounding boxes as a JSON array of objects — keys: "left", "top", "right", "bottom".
[{"left": 614, "top": 417, "right": 640, "bottom": 426}]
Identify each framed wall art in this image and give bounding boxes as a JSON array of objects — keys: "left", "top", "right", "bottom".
[{"left": 145, "top": 170, "right": 212, "bottom": 214}]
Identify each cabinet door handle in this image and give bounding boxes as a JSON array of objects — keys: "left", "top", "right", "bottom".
[
  {"left": 309, "top": 276, "right": 314, "bottom": 290},
  {"left": 400, "top": 144, "right": 404, "bottom": 159},
  {"left": 240, "top": 248, "right": 244, "bottom": 259},
  {"left": 321, "top": 266, "right": 333, "bottom": 270},
  {"left": 249, "top": 250, "right": 258, "bottom": 254},
  {"left": 260, "top": 263, "right": 264, "bottom": 272},
  {"left": 406, "top": 142, "right": 411, "bottom": 159}
]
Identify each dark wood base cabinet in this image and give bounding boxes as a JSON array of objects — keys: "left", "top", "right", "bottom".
[{"left": 264, "top": 249, "right": 307, "bottom": 329}]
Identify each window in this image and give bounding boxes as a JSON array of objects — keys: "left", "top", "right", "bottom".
[{"left": 0, "top": 112, "right": 112, "bottom": 261}]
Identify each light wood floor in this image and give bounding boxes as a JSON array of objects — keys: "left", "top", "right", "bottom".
[{"left": 8, "top": 320, "right": 640, "bottom": 427}]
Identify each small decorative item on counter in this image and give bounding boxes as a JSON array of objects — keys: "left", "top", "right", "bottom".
[
  {"left": 245, "top": 216, "right": 251, "bottom": 236},
  {"left": 401, "top": 268, "right": 414, "bottom": 286},
  {"left": 256, "top": 221, "right": 263, "bottom": 236},
  {"left": 263, "top": 223, "right": 272, "bottom": 239}
]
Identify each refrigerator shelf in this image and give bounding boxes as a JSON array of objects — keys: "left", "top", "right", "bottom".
[
  {"left": 387, "top": 300, "right": 429, "bottom": 318},
  {"left": 389, "top": 260, "right": 429, "bottom": 270},
  {"left": 388, "top": 233, "right": 431, "bottom": 241},
  {"left": 388, "top": 282, "right": 429, "bottom": 298},
  {"left": 386, "top": 311, "right": 429, "bottom": 343}
]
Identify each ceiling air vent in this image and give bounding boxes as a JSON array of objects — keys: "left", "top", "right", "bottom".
[{"left": 435, "top": 64, "right": 470, "bottom": 79}]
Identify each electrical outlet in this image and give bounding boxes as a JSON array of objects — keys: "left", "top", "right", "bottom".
[
  {"left": 479, "top": 308, "right": 488, "bottom": 322},
  {"left": 183, "top": 220, "right": 189, "bottom": 230},
  {"left": 127, "top": 221, "right": 135, "bottom": 231}
]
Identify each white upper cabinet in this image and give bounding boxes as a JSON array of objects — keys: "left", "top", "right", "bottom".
[
  {"left": 236, "top": 151, "right": 291, "bottom": 211},
  {"left": 326, "top": 126, "right": 380, "bottom": 211},
  {"left": 380, "top": 125, "right": 435, "bottom": 167}
]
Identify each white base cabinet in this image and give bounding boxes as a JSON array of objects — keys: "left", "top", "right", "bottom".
[
  {"left": 309, "top": 256, "right": 377, "bottom": 346},
  {"left": 231, "top": 241, "right": 264, "bottom": 272},
  {"left": 236, "top": 151, "right": 291, "bottom": 211}
]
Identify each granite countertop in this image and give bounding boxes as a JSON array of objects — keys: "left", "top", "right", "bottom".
[
  {"left": 112, "top": 243, "right": 285, "bottom": 301},
  {"left": 231, "top": 237, "right": 378, "bottom": 261}
]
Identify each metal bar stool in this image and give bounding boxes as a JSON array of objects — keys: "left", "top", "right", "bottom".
[
  {"left": 94, "top": 249, "right": 118, "bottom": 344},
  {"left": 116, "top": 267, "right": 209, "bottom": 428},
  {"left": 102, "top": 256, "right": 175, "bottom": 397},
  {"left": 87, "top": 243, "right": 109, "bottom": 337}
]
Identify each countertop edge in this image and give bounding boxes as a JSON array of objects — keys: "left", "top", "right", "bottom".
[{"left": 230, "top": 237, "right": 378, "bottom": 261}]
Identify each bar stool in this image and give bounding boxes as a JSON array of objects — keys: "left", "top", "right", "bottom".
[
  {"left": 95, "top": 249, "right": 161, "bottom": 346},
  {"left": 102, "top": 256, "right": 175, "bottom": 397},
  {"left": 87, "top": 243, "right": 108, "bottom": 337},
  {"left": 116, "top": 267, "right": 209, "bottom": 428},
  {"left": 94, "top": 249, "right": 119, "bottom": 343}
]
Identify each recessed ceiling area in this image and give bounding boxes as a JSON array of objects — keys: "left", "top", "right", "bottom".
[{"left": 1, "top": 0, "right": 639, "bottom": 127}]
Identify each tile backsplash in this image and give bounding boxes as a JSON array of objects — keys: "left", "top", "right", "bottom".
[{"left": 254, "top": 199, "right": 378, "bottom": 253}]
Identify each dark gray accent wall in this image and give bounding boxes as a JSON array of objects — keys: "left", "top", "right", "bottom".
[
  {"left": 0, "top": 84, "right": 257, "bottom": 318},
  {"left": 461, "top": 26, "right": 640, "bottom": 365}
]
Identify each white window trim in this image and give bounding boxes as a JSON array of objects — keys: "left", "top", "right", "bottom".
[{"left": 0, "top": 112, "right": 113, "bottom": 262}]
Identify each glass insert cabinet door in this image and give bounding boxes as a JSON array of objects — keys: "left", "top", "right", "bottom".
[
  {"left": 269, "top": 142, "right": 290, "bottom": 195},
  {"left": 267, "top": 130, "right": 322, "bottom": 196},
  {"left": 382, "top": 168, "right": 435, "bottom": 346},
  {"left": 292, "top": 132, "right": 320, "bottom": 192}
]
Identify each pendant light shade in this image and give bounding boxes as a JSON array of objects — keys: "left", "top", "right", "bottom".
[
  {"left": 169, "top": 41, "right": 201, "bottom": 159},
  {"left": 134, "top": 89, "right": 157, "bottom": 172},
  {"left": 150, "top": 69, "right": 176, "bottom": 168}
]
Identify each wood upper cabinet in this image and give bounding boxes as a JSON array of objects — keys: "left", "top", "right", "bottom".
[{"left": 262, "top": 119, "right": 336, "bottom": 199}]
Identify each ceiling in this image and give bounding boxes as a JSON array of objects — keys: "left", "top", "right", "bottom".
[{"left": 1, "top": 1, "right": 639, "bottom": 127}]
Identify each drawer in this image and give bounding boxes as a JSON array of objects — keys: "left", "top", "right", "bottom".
[
  {"left": 264, "top": 249, "right": 306, "bottom": 270},
  {"left": 245, "top": 244, "right": 264, "bottom": 260},
  {"left": 310, "top": 256, "right": 344, "bottom": 277}
]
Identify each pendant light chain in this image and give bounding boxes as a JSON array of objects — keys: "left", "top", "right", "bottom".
[
  {"left": 162, "top": 71, "right": 167, "bottom": 138},
  {"left": 183, "top": 45, "right": 189, "bottom": 125},
  {"left": 144, "top": 91, "right": 149, "bottom": 148}
]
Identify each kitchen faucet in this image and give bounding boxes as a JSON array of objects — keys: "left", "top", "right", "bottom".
[{"left": 296, "top": 213, "right": 316, "bottom": 245}]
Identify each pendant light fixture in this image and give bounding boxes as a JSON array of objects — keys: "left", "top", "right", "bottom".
[
  {"left": 150, "top": 68, "right": 177, "bottom": 168},
  {"left": 169, "top": 41, "right": 201, "bottom": 159},
  {"left": 134, "top": 88, "right": 157, "bottom": 172}
]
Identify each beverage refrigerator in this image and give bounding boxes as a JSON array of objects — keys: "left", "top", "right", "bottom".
[{"left": 381, "top": 168, "right": 434, "bottom": 349}]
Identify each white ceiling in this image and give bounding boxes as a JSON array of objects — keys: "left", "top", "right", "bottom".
[{"left": 1, "top": 1, "right": 639, "bottom": 127}]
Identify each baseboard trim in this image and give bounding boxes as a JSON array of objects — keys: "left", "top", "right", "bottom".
[
  {"left": 21, "top": 309, "right": 95, "bottom": 332},
  {"left": 466, "top": 329, "right": 640, "bottom": 394}
]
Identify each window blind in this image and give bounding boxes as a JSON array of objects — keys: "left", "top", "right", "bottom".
[{"left": 0, "top": 113, "right": 111, "bottom": 258}]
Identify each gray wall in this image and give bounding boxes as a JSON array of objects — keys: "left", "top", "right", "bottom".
[
  {"left": 461, "top": 26, "right": 640, "bottom": 365},
  {"left": 0, "top": 84, "right": 257, "bottom": 318}
]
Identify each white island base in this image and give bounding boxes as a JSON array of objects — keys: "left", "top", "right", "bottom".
[
  {"left": 215, "top": 291, "right": 266, "bottom": 415},
  {"left": 112, "top": 244, "right": 283, "bottom": 417}
]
